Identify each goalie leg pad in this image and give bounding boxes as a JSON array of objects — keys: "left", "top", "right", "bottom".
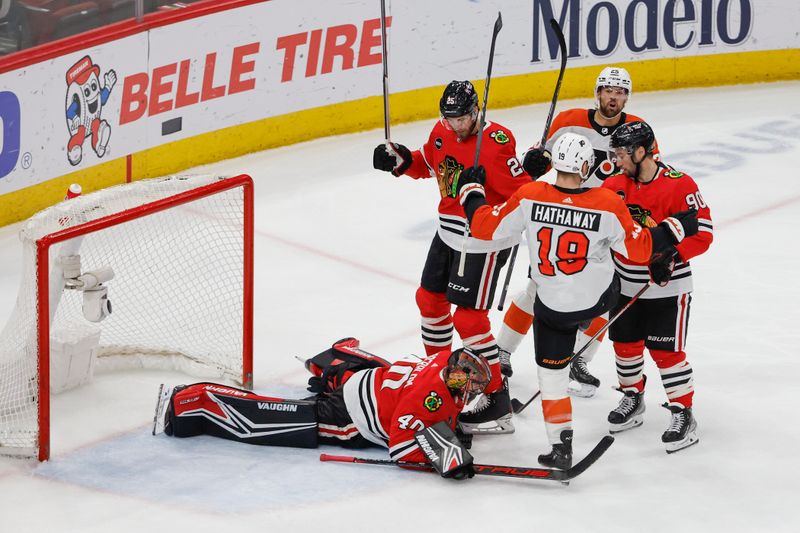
[{"left": 167, "top": 383, "right": 319, "bottom": 448}]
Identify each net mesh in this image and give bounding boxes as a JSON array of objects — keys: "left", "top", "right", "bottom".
[{"left": 0, "top": 174, "right": 249, "bottom": 457}]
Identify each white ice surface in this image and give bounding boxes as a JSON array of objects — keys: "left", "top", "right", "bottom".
[{"left": 1, "top": 82, "right": 800, "bottom": 532}]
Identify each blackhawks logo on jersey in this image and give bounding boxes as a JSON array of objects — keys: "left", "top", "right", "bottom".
[
  {"left": 665, "top": 169, "right": 684, "bottom": 179},
  {"left": 438, "top": 155, "right": 464, "bottom": 198},
  {"left": 627, "top": 204, "right": 658, "bottom": 227},
  {"left": 491, "top": 130, "right": 510, "bottom": 144},
  {"left": 423, "top": 391, "right": 443, "bottom": 412}
]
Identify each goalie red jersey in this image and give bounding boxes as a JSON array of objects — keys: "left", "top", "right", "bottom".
[
  {"left": 343, "top": 350, "right": 466, "bottom": 463},
  {"left": 403, "top": 119, "right": 529, "bottom": 253},
  {"left": 602, "top": 164, "right": 713, "bottom": 298}
]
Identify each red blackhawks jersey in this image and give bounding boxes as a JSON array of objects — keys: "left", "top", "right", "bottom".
[
  {"left": 602, "top": 163, "right": 713, "bottom": 298},
  {"left": 404, "top": 119, "right": 530, "bottom": 253},
  {"left": 542, "top": 109, "right": 659, "bottom": 189},
  {"left": 342, "top": 350, "right": 465, "bottom": 463},
  {"left": 469, "top": 181, "right": 653, "bottom": 313}
]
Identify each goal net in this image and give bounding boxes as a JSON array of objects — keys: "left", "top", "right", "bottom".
[{"left": 0, "top": 174, "right": 254, "bottom": 460}]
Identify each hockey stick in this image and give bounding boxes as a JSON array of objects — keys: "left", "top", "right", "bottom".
[
  {"left": 510, "top": 281, "right": 653, "bottom": 414},
  {"left": 496, "top": 18, "right": 567, "bottom": 308},
  {"left": 320, "top": 434, "right": 614, "bottom": 482},
  {"left": 457, "top": 12, "right": 503, "bottom": 277},
  {"left": 379, "top": 0, "right": 391, "bottom": 142},
  {"left": 510, "top": 389, "right": 540, "bottom": 414}
]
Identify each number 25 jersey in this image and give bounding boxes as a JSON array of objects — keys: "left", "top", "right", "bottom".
[{"left": 469, "top": 181, "right": 653, "bottom": 313}]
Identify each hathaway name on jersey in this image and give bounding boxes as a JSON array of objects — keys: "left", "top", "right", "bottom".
[{"left": 531, "top": 203, "right": 601, "bottom": 231}]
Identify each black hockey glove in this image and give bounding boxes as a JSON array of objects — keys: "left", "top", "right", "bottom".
[
  {"left": 372, "top": 143, "right": 412, "bottom": 176},
  {"left": 649, "top": 246, "right": 679, "bottom": 287},
  {"left": 660, "top": 209, "right": 699, "bottom": 244},
  {"left": 522, "top": 146, "right": 551, "bottom": 178},
  {"left": 457, "top": 165, "right": 486, "bottom": 205}
]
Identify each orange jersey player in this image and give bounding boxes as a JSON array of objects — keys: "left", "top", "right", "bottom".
[
  {"left": 601, "top": 121, "right": 712, "bottom": 454},
  {"left": 155, "top": 338, "right": 491, "bottom": 479},
  {"left": 372, "top": 80, "right": 530, "bottom": 434},
  {"left": 498, "top": 66, "right": 658, "bottom": 398},
  {"left": 455, "top": 132, "right": 698, "bottom": 469}
]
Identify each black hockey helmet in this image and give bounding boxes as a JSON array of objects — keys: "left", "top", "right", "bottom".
[
  {"left": 609, "top": 121, "right": 656, "bottom": 157},
  {"left": 445, "top": 348, "right": 491, "bottom": 398},
  {"left": 439, "top": 80, "right": 479, "bottom": 118}
]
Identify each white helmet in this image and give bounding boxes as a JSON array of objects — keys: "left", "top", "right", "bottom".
[
  {"left": 552, "top": 132, "right": 595, "bottom": 180},
  {"left": 595, "top": 66, "right": 632, "bottom": 97}
]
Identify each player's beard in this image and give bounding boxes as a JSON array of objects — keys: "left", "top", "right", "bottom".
[{"left": 598, "top": 98, "right": 624, "bottom": 119}]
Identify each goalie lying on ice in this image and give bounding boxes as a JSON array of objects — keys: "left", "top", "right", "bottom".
[{"left": 153, "top": 338, "right": 488, "bottom": 476}]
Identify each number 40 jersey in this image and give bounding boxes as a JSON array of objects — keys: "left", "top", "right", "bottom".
[{"left": 469, "top": 181, "right": 654, "bottom": 314}]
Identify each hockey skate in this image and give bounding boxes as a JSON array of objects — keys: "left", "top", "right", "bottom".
[
  {"left": 661, "top": 402, "right": 699, "bottom": 453},
  {"left": 538, "top": 429, "right": 573, "bottom": 470},
  {"left": 152, "top": 384, "right": 183, "bottom": 435},
  {"left": 498, "top": 348, "right": 513, "bottom": 377},
  {"left": 458, "top": 379, "right": 514, "bottom": 434},
  {"left": 567, "top": 355, "right": 600, "bottom": 398},
  {"left": 608, "top": 384, "right": 645, "bottom": 433}
]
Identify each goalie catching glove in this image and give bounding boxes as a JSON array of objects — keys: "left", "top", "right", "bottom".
[{"left": 373, "top": 143, "right": 412, "bottom": 176}]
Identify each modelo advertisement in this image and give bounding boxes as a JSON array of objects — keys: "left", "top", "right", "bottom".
[{"left": 0, "top": 0, "right": 790, "bottom": 196}]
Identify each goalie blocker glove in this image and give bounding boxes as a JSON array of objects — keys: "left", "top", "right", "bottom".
[
  {"left": 373, "top": 143, "right": 412, "bottom": 176},
  {"left": 415, "top": 421, "right": 475, "bottom": 480},
  {"left": 521, "top": 145, "right": 551, "bottom": 178}
]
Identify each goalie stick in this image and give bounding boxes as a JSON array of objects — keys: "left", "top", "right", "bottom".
[
  {"left": 497, "top": 18, "right": 567, "bottom": 309},
  {"left": 457, "top": 12, "right": 503, "bottom": 277},
  {"left": 320, "top": 434, "right": 614, "bottom": 482},
  {"left": 511, "top": 282, "right": 654, "bottom": 414}
]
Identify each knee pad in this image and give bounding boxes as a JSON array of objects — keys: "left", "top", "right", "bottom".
[
  {"left": 613, "top": 340, "right": 645, "bottom": 359},
  {"left": 650, "top": 349, "right": 686, "bottom": 369},
  {"left": 453, "top": 307, "right": 491, "bottom": 340},
  {"left": 416, "top": 286, "right": 450, "bottom": 318}
]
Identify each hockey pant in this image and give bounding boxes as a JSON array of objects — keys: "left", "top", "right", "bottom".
[
  {"left": 609, "top": 293, "right": 694, "bottom": 407},
  {"left": 533, "top": 278, "right": 620, "bottom": 444},
  {"left": 497, "top": 277, "right": 609, "bottom": 363}
]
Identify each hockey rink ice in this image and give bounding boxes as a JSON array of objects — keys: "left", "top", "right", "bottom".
[{"left": 1, "top": 81, "right": 798, "bottom": 532}]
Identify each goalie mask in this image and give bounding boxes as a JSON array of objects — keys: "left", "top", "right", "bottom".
[
  {"left": 445, "top": 348, "right": 491, "bottom": 401},
  {"left": 551, "top": 132, "right": 595, "bottom": 181}
]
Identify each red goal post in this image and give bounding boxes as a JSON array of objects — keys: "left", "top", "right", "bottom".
[{"left": 0, "top": 174, "right": 253, "bottom": 461}]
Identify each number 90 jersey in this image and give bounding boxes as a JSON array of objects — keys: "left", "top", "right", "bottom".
[
  {"left": 469, "top": 181, "right": 654, "bottom": 313},
  {"left": 342, "top": 350, "right": 465, "bottom": 463}
]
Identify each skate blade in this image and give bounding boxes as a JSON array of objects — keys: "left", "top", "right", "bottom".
[
  {"left": 152, "top": 384, "right": 174, "bottom": 435},
  {"left": 609, "top": 416, "right": 643, "bottom": 434},
  {"left": 665, "top": 432, "right": 699, "bottom": 454},
  {"left": 460, "top": 415, "right": 515, "bottom": 435},
  {"left": 567, "top": 380, "right": 597, "bottom": 398}
]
